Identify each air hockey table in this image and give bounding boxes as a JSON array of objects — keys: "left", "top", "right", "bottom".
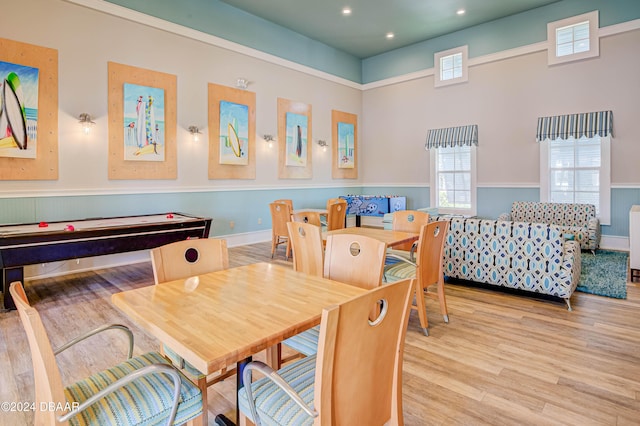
[{"left": 0, "top": 212, "right": 212, "bottom": 310}]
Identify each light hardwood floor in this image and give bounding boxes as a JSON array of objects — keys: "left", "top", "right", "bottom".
[{"left": 1, "top": 242, "right": 639, "bottom": 425}]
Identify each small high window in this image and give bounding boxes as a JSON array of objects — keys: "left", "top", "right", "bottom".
[
  {"left": 434, "top": 46, "right": 468, "bottom": 87},
  {"left": 548, "top": 11, "right": 599, "bottom": 65}
]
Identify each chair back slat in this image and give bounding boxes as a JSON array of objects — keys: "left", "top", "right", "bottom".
[
  {"left": 326, "top": 200, "right": 347, "bottom": 231},
  {"left": 287, "top": 222, "right": 324, "bottom": 277},
  {"left": 9, "top": 282, "right": 69, "bottom": 425},
  {"left": 291, "top": 211, "right": 322, "bottom": 227},
  {"left": 150, "top": 238, "right": 229, "bottom": 284},
  {"left": 315, "top": 279, "right": 413, "bottom": 425},
  {"left": 392, "top": 210, "right": 429, "bottom": 251},
  {"left": 324, "top": 234, "right": 386, "bottom": 290},
  {"left": 416, "top": 221, "right": 449, "bottom": 288},
  {"left": 274, "top": 199, "right": 294, "bottom": 211}
]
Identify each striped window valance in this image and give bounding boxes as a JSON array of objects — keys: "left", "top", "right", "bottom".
[
  {"left": 425, "top": 124, "right": 478, "bottom": 150},
  {"left": 536, "top": 110, "right": 613, "bottom": 142}
]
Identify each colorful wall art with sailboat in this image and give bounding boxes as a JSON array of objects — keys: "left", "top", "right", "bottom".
[
  {"left": 123, "top": 83, "right": 165, "bottom": 161},
  {"left": 0, "top": 60, "right": 38, "bottom": 159},
  {"left": 285, "top": 112, "right": 307, "bottom": 167},
  {"left": 337, "top": 121, "right": 354, "bottom": 168},
  {"left": 219, "top": 100, "right": 249, "bottom": 165}
]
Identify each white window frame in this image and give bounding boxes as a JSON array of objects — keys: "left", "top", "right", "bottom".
[
  {"left": 547, "top": 10, "right": 599, "bottom": 66},
  {"left": 434, "top": 46, "right": 468, "bottom": 88},
  {"left": 429, "top": 145, "right": 477, "bottom": 216},
  {"left": 539, "top": 135, "right": 610, "bottom": 225}
]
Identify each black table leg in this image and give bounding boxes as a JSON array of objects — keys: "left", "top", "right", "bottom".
[
  {"left": 214, "top": 356, "right": 252, "bottom": 426},
  {"left": 1, "top": 267, "right": 23, "bottom": 311}
]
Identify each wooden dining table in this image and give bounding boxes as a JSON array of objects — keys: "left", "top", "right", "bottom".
[
  {"left": 323, "top": 226, "right": 419, "bottom": 249},
  {"left": 111, "top": 262, "right": 366, "bottom": 425}
]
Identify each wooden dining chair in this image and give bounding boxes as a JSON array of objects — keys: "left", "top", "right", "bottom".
[
  {"left": 150, "top": 238, "right": 234, "bottom": 417},
  {"left": 237, "top": 278, "right": 413, "bottom": 426},
  {"left": 270, "top": 202, "right": 293, "bottom": 259},
  {"left": 385, "top": 220, "right": 450, "bottom": 336},
  {"left": 9, "top": 281, "right": 203, "bottom": 426},
  {"left": 325, "top": 198, "right": 347, "bottom": 231},
  {"left": 280, "top": 233, "right": 388, "bottom": 365}
]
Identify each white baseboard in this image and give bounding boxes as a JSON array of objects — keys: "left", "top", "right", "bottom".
[
  {"left": 600, "top": 235, "right": 629, "bottom": 251},
  {"left": 22, "top": 231, "right": 630, "bottom": 280}
]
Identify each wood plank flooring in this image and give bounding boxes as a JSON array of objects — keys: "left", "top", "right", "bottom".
[{"left": 1, "top": 242, "right": 639, "bottom": 425}]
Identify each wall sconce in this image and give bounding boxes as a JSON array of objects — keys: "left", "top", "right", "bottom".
[
  {"left": 263, "top": 134, "right": 275, "bottom": 148},
  {"left": 236, "top": 78, "right": 248, "bottom": 90},
  {"left": 188, "top": 126, "right": 202, "bottom": 142},
  {"left": 78, "top": 113, "right": 95, "bottom": 134},
  {"left": 317, "top": 140, "right": 328, "bottom": 152}
]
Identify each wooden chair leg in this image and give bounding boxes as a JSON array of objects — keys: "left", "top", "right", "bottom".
[
  {"left": 412, "top": 278, "right": 429, "bottom": 336},
  {"left": 195, "top": 376, "right": 208, "bottom": 426},
  {"left": 436, "top": 276, "right": 449, "bottom": 323}
]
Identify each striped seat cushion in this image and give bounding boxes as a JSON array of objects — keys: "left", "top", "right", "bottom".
[
  {"left": 281, "top": 326, "right": 320, "bottom": 357},
  {"left": 64, "top": 351, "right": 202, "bottom": 426},
  {"left": 163, "top": 344, "right": 206, "bottom": 379},
  {"left": 384, "top": 261, "right": 417, "bottom": 282},
  {"left": 238, "top": 355, "right": 317, "bottom": 426}
]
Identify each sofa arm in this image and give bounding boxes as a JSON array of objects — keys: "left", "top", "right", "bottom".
[
  {"left": 587, "top": 217, "right": 601, "bottom": 250},
  {"left": 558, "top": 240, "right": 581, "bottom": 298},
  {"left": 497, "top": 213, "right": 511, "bottom": 221}
]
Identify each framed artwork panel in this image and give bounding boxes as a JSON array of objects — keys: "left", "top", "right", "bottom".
[
  {"left": 0, "top": 38, "right": 58, "bottom": 180},
  {"left": 332, "top": 109, "right": 358, "bottom": 179},
  {"left": 278, "top": 98, "right": 312, "bottom": 179},
  {"left": 108, "top": 62, "right": 177, "bottom": 180},
  {"left": 208, "top": 83, "right": 256, "bottom": 179}
]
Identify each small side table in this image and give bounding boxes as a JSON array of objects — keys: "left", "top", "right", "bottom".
[{"left": 630, "top": 205, "right": 640, "bottom": 282}]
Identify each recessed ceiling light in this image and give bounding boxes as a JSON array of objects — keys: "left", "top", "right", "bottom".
[
  {"left": 342, "top": 7, "right": 352, "bottom": 16},
  {"left": 457, "top": 9, "right": 466, "bottom": 15},
  {"left": 386, "top": 32, "right": 395, "bottom": 39}
]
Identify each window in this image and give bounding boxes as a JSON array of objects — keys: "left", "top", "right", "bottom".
[
  {"left": 556, "top": 20, "right": 590, "bottom": 57},
  {"left": 434, "top": 46, "right": 468, "bottom": 87},
  {"left": 548, "top": 11, "right": 599, "bottom": 65},
  {"left": 540, "top": 136, "right": 610, "bottom": 224},
  {"left": 440, "top": 52, "right": 462, "bottom": 81},
  {"left": 430, "top": 145, "right": 477, "bottom": 216}
]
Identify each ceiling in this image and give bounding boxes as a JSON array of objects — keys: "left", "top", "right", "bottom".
[{"left": 220, "top": 0, "right": 562, "bottom": 58}]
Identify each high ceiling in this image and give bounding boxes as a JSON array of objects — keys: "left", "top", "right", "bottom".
[{"left": 220, "top": 0, "right": 562, "bottom": 58}]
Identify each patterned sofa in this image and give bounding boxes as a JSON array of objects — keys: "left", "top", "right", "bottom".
[
  {"left": 432, "top": 216, "right": 581, "bottom": 309},
  {"left": 498, "top": 202, "right": 600, "bottom": 252}
]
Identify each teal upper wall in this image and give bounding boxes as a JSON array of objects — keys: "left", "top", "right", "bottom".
[
  {"left": 99, "top": 0, "right": 640, "bottom": 84},
  {"left": 363, "top": 0, "right": 640, "bottom": 82},
  {"left": 104, "top": 0, "right": 363, "bottom": 82}
]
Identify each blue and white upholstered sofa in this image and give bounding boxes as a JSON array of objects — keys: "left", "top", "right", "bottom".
[
  {"left": 385, "top": 214, "right": 581, "bottom": 310},
  {"left": 498, "top": 202, "right": 600, "bottom": 252}
]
